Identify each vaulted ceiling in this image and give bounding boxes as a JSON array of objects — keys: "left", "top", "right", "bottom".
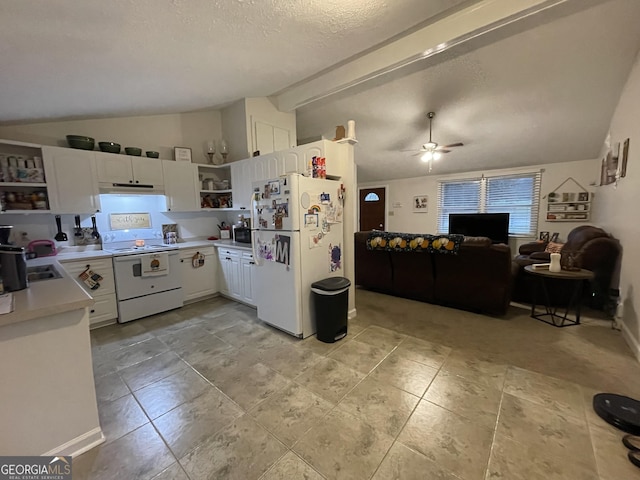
[{"left": 2, "top": 0, "right": 640, "bottom": 182}]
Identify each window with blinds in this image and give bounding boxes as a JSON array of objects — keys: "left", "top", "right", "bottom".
[{"left": 437, "top": 172, "right": 541, "bottom": 236}]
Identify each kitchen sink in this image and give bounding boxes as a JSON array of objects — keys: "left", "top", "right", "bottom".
[{"left": 26, "top": 264, "right": 62, "bottom": 282}]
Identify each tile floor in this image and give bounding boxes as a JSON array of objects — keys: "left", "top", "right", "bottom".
[{"left": 75, "top": 290, "right": 640, "bottom": 479}]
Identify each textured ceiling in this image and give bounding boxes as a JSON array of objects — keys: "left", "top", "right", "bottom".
[
  {"left": 0, "top": 0, "right": 465, "bottom": 122},
  {"left": 3, "top": 1, "right": 640, "bottom": 182},
  {"left": 296, "top": 0, "right": 640, "bottom": 182}
]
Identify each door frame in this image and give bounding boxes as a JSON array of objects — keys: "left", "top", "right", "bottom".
[{"left": 358, "top": 184, "right": 389, "bottom": 232}]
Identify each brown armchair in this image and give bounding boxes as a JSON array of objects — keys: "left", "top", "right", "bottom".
[{"left": 512, "top": 225, "right": 620, "bottom": 308}]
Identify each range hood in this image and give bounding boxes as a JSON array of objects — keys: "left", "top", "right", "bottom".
[{"left": 99, "top": 182, "right": 165, "bottom": 194}]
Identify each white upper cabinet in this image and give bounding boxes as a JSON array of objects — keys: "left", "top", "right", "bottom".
[
  {"left": 95, "top": 152, "right": 164, "bottom": 186},
  {"left": 253, "top": 120, "right": 292, "bottom": 156},
  {"left": 42, "top": 146, "right": 101, "bottom": 214},
  {"left": 227, "top": 140, "right": 342, "bottom": 201},
  {"left": 230, "top": 161, "right": 253, "bottom": 210},
  {"left": 162, "top": 160, "right": 199, "bottom": 212}
]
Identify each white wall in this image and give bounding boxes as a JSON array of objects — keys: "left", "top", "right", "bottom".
[
  {"left": 360, "top": 157, "right": 599, "bottom": 253},
  {"left": 593, "top": 49, "right": 640, "bottom": 357},
  {"left": 0, "top": 111, "right": 222, "bottom": 164}
]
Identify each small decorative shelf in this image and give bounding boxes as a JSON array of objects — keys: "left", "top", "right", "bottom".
[{"left": 545, "top": 177, "right": 592, "bottom": 222}]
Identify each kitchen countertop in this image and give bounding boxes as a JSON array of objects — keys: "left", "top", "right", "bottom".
[
  {"left": 0, "top": 259, "right": 94, "bottom": 328},
  {"left": 2, "top": 239, "right": 253, "bottom": 328},
  {"left": 211, "top": 239, "right": 253, "bottom": 252}
]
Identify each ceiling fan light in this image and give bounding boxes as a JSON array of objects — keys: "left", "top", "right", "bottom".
[
  {"left": 433, "top": 152, "right": 442, "bottom": 161},
  {"left": 421, "top": 151, "right": 433, "bottom": 162}
]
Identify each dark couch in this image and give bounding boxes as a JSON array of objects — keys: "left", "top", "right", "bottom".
[
  {"left": 512, "top": 225, "right": 620, "bottom": 308},
  {"left": 355, "top": 231, "right": 513, "bottom": 315}
]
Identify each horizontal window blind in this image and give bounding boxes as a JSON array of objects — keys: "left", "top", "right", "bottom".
[
  {"left": 486, "top": 173, "right": 541, "bottom": 236},
  {"left": 437, "top": 178, "right": 481, "bottom": 234},
  {"left": 437, "top": 172, "right": 541, "bottom": 236}
]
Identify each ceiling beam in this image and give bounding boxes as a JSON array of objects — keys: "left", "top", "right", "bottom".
[{"left": 275, "top": 0, "right": 605, "bottom": 112}]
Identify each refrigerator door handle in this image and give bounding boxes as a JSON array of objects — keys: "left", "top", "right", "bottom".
[{"left": 251, "top": 230, "right": 261, "bottom": 266}]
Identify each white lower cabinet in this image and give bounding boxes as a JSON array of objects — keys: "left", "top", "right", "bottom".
[
  {"left": 59, "top": 257, "right": 118, "bottom": 328},
  {"left": 179, "top": 247, "right": 217, "bottom": 303},
  {"left": 240, "top": 253, "right": 255, "bottom": 305},
  {"left": 217, "top": 247, "right": 255, "bottom": 306}
]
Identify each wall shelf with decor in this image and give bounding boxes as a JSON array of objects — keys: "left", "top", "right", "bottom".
[
  {"left": 197, "top": 164, "right": 234, "bottom": 210},
  {"left": 544, "top": 177, "right": 591, "bottom": 222},
  {"left": 0, "top": 139, "right": 51, "bottom": 212}
]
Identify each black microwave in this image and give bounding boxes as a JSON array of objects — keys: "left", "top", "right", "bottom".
[{"left": 233, "top": 226, "right": 251, "bottom": 244}]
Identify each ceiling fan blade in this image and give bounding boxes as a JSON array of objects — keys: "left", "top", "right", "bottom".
[
  {"left": 440, "top": 142, "right": 464, "bottom": 148},
  {"left": 437, "top": 149, "right": 451, "bottom": 154},
  {"left": 411, "top": 152, "right": 424, "bottom": 157},
  {"left": 400, "top": 149, "right": 422, "bottom": 152}
]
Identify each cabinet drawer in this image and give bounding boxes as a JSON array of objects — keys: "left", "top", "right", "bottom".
[
  {"left": 242, "top": 251, "right": 254, "bottom": 260},
  {"left": 89, "top": 293, "right": 118, "bottom": 326},
  {"left": 60, "top": 258, "right": 115, "bottom": 296},
  {"left": 218, "top": 248, "right": 240, "bottom": 258},
  {"left": 180, "top": 246, "right": 215, "bottom": 259}
]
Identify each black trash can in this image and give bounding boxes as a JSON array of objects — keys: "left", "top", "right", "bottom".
[{"left": 311, "top": 276, "right": 351, "bottom": 343}]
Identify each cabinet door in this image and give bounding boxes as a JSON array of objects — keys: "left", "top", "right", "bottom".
[
  {"left": 231, "top": 161, "right": 252, "bottom": 210},
  {"left": 250, "top": 153, "right": 280, "bottom": 182},
  {"left": 217, "top": 252, "right": 231, "bottom": 295},
  {"left": 132, "top": 157, "right": 164, "bottom": 186},
  {"left": 163, "top": 161, "right": 198, "bottom": 212},
  {"left": 60, "top": 258, "right": 116, "bottom": 297},
  {"left": 241, "top": 255, "right": 255, "bottom": 306},
  {"left": 253, "top": 120, "right": 293, "bottom": 155},
  {"left": 229, "top": 254, "right": 242, "bottom": 299},
  {"left": 43, "top": 146, "right": 101, "bottom": 214},
  {"left": 180, "top": 248, "right": 217, "bottom": 302},
  {"left": 273, "top": 126, "right": 291, "bottom": 152},
  {"left": 297, "top": 144, "right": 323, "bottom": 176},
  {"left": 95, "top": 152, "right": 133, "bottom": 184},
  {"left": 218, "top": 248, "right": 240, "bottom": 297},
  {"left": 254, "top": 121, "right": 275, "bottom": 155},
  {"left": 282, "top": 150, "right": 300, "bottom": 175}
]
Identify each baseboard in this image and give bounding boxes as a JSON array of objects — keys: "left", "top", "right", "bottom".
[
  {"left": 43, "top": 427, "right": 105, "bottom": 457},
  {"left": 348, "top": 308, "right": 357, "bottom": 319},
  {"left": 183, "top": 292, "right": 220, "bottom": 305},
  {"left": 620, "top": 320, "right": 640, "bottom": 362}
]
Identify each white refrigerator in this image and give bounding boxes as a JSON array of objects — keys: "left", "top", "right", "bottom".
[{"left": 251, "top": 174, "right": 345, "bottom": 338}]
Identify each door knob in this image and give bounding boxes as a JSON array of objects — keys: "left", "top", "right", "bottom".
[{"left": 379, "top": 223, "right": 383, "bottom": 228}]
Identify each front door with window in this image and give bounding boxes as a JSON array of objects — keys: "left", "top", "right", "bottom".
[{"left": 359, "top": 187, "right": 385, "bottom": 231}]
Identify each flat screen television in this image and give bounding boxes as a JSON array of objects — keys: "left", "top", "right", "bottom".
[{"left": 448, "top": 213, "right": 510, "bottom": 244}]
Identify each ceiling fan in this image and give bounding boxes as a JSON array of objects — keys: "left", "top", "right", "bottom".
[{"left": 403, "top": 112, "right": 463, "bottom": 172}]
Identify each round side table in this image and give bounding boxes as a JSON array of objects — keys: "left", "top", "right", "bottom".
[{"left": 524, "top": 265, "right": 594, "bottom": 327}]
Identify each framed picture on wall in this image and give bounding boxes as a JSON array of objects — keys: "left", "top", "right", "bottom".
[
  {"left": 174, "top": 147, "right": 192, "bottom": 162},
  {"left": 413, "top": 195, "right": 428, "bottom": 212},
  {"left": 621, "top": 138, "right": 630, "bottom": 177}
]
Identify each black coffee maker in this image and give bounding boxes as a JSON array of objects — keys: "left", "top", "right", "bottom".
[{"left": 0, "top": 225, "right": 28, "bottom": 292}]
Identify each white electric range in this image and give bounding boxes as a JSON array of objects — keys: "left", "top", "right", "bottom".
[{"left": 104, "top": 243, "right": 182, "bottom": 323}]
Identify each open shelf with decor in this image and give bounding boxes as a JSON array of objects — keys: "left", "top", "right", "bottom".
[
  {"left": 0, "top": 140, "right": 51, "bottom": 212},
  {"left": 197, "top": 164, "right": 234, "bottom": 210},
  {"left": 545, "top": 177, "right": 591, "bottom": 222}
]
